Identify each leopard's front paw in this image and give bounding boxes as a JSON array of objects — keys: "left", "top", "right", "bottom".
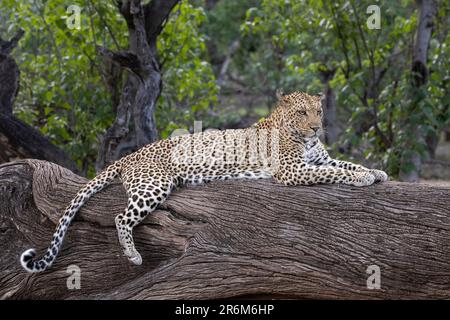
[
  {"left": 350, "top": 172, "right": 375, "bottom": 187},
  {"left": 369, "top": 169, "right": 388, "bottom": 183}
]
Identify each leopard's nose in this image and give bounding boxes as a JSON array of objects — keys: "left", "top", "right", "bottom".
[{"left": 310, "top": 126, "right": 320, "bottom": 133}]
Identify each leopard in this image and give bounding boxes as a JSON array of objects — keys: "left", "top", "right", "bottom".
[{"left": 20, "top": 91, "right": 388, "bottom": 273}]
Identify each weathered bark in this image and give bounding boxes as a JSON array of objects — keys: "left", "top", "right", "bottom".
[
  {"left": 96, "top": 0, "right": 180, "bottom": 171},
  {"left": 0, "top": 115, "right": 79, "bottom": 173},
  {"left": 0, "top": 30, "right": 78, "bottom": 173},
  {"left": 1, "top": 159, "right": 450, "bottom": 300},
  {"left": 399, "top": 0, "right": 437, "bottom": 182}
]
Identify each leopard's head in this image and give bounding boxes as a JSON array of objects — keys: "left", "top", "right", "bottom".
[{"left": 277, "top": 91, "right": 324, "bottom": 140}]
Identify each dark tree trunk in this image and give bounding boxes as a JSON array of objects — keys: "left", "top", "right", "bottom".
[
  {"left": 96, "top": 0, "right": 180, "bottom": 171},
  {"left": 425, "top": 131, "right": 439, "bottom": 159},
  {"left": 399, "top": 0, "right": 437, "bottom": 182},
  {"left": 1, "top": 159, "right": 450, "bottom": 299},
  {"left": 319, "top": 67, "right": 339, "bottom": 145},
  {"left": 0, "top": 30, "right": 78, "bottom": 173},
  {"left": 0, "top": 31, "right": 22, "bottom": 115}
]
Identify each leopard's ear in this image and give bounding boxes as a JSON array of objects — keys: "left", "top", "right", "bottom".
[{"left": 276, "top": 88, "right": 284, "bottom": 100}]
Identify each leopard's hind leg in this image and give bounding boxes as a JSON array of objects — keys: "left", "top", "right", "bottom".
[{"left": 116, "top": 173, "right": 173, "bottom": 265}]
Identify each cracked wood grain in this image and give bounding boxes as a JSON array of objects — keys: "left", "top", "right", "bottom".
[{"left": 0, "top": 159, "right": 449, "bottom": 299}]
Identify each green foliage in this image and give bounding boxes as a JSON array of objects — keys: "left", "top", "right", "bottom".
[
  {"left": 1, "top": 0, "right": 448, "bottom": 178},
  {"left": 1, "top": 0, "right": 217, "bottom": 175},
  {"left": 239, "top": 0, "right": 449, "bottom": 176},
  {"left": 157, "top": 1, "right": 218, "bottom": 138},
  {"left": 2, "top": 0, "right": 127, "bottom": 176},
  {"left": 204, "top": 0, "right": 259, "bottom": 55}
]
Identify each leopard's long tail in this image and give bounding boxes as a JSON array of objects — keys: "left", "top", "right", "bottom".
[{"left": 20, "top": 161, "right": 122, "bottom": 273}]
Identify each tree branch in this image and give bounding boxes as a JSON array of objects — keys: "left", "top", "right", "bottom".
[
  {"left": 0, "top": 29, "right": 24, "bottom": 55},
  {"left": 97, "top": 46, "right": 142, "bottom": 76},
  {"left": 143, "top": 0, "right": 181, "bottom": 42}
]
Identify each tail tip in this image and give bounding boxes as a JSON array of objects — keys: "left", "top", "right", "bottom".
[{"left": 20, "top": 248, "right": 37, "bottom": 272}]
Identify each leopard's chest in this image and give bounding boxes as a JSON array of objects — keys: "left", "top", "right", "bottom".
[{"left": 302, "top": 139, "right": 322, "bottom": 164}]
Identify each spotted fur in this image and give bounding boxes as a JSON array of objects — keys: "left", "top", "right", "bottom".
[{"left": 20, "top": 91, "right": 388, "bottom": 272}]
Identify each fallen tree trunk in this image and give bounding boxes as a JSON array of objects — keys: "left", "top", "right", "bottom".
[{"left": 0, "top": 159, "right": 449, "bottom": 300}]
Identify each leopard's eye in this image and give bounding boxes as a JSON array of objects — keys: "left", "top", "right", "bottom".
[{"left": 299, "top": 110, "right": 307, "bottom": 116}]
